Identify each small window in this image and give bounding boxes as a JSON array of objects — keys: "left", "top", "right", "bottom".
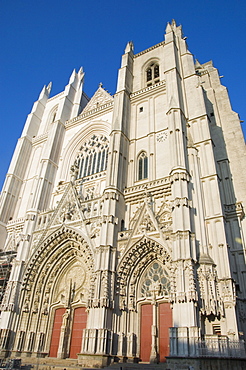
[
  {"left": 146, "top": 63, "right": 160, "bottom": 86},
  {"left": 212, "top": 325, "right": 221, "bottom": 336},
  {"left": 139, "top": 107, "right": 143, "bottom": 113},
  {"left": 138, "top": 152, "right": 148, "bottom": 180}
]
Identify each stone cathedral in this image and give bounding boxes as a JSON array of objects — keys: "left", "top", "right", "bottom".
[{"left": 0, "top": 20, "right": 246, "bottom": 369}]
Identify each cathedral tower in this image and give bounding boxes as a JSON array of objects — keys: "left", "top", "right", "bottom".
[{"left": 0, "top": 21, "right": 246, "bottom": 369}]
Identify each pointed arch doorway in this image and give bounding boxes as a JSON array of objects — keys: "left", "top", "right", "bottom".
[
  {"left": 140, "top": 302, "right": 172, "bottom": 362},
  {"left": 48, "top": 255, "right": 91, "bottom": 359},
  {"left": 139, "top": 262, "right": 172, "bottom": 363}
]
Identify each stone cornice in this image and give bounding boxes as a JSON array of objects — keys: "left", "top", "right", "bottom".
[
  {"left": 47, "top": 91, "right": 64, "bottom": 102},
  {"left": 65, "top": 101, "right": 114, "bottom": 129},
  {"left": 130, "top": 80, "right": 166, "bottom": 102},
  {"left": 6, "top": 217, "right": 25, "bottom": 233},
  {"left": 32, "top": 132, "right": 48, "bottom": 145},
  {"left": 224, "top": 202, "right": 245, "bottom": 220},
  {"left": 134, "top": 41, "right": 165, "bottom": 58},
  {"left": 124, "top": 176, "right": 171, "bottom": 203}
]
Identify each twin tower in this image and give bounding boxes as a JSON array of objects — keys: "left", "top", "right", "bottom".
[{"left": 0, "top": 20, "right": 246, "bottom": 369}]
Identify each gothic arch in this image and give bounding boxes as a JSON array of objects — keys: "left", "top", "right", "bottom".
[
  {"left": 137, "top": 151, "right": 148, "bottom": 181},
  {"left": 59, "top": 120, "right": 111, "bottom": 181},
  {"left": 116, "top": 236, "right": 171, "bottom": 310},
  {"left": 142, "top": 58, "right": 160, "bottom": 88},
  {"left": 45, "top": 104, "right": 58, "bottom": 132}
]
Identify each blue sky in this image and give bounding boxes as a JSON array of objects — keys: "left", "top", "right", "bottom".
[{"left": 0, "top": 0, "right": 246, "bottom": 189}]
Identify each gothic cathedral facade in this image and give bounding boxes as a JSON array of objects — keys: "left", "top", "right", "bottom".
[{"left": 0, "top": 21, "right": 246, "bottom": 368}]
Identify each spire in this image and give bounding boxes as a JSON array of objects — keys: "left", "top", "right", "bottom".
[
  {"left": 125, "top": 41, "right": 134, "bottom": 53},
  {"left": 38, "top": 82, "right": 52, "bottom": 99},
  {"left": 47, "top": 82, "right": 52, "bottom": 94},
  {"left": 78, "top": 66, "right": 84, "bottom": 78},
  {"left": 165, "top": 22, "right": 172, "bottom": 33},
  {"left": 69, "top": 68, "right": 76, "bottom": 84},
  {"left": 195, "top": 59, "right": 202, "bottom": 69}
]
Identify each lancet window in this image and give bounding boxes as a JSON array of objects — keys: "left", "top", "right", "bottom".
[
  {"left": 75, "top": 135, "right": 109, "bottom": 180},
  {"left": 45, "top": 105, "right": 58, "bottom": 132},
  {"left": 138, "top": 151, "right": 148, "bottom": 180},
  {"left": 146, "top": 63, "right": 160, "bottom": 86}
]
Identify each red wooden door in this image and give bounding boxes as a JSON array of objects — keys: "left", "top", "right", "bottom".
[
  {"left": 69, "top": 307, "right": 87, "bottom": 358},
  {"left": 140, "top": 304, "right": 152, "bottom": 362},
  {"left": 159, "top": 302, "right": 172, "bottom": 362},
  {"left": 49, "top": 308, "right": 66, "bottom": 357}
]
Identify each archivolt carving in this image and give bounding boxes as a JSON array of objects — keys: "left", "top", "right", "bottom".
[
  {"left": 116, "top": 237, "right": 171, "bottom": 310},
  {"left": 22, "top": 226, "right": 95, "bottom": 316}
]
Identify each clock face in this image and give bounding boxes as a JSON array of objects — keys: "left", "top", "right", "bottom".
[{"left": 157, "top": 131, "right": 168, "bottom": 142}]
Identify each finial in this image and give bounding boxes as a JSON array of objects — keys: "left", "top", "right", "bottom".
[
  {"left": 165, "top": 22, "right": 172, "bottom": 33},
  {"left": 98, "top": 82, "right": 103, "bottom": 88},
  {"left": 39, "top": 85, "right": 46, "bottom": 99},
  {"left": 39, "top": 82, "right": 52, "bottom": 99},
  {"left": 69, "top": 69, "right": 76, "bottom": 83},
  {"left": 125, "top": 41, "right": 134, "bottom": 53},
  {"left": 47, "top": 82, "right": 52, "bottom": 94}
]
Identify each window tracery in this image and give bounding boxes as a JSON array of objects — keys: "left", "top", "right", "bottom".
[
  {"left": 146, "top": 63, "right": 160, "bottom": 86},
  {"left": 138, "top": 151, "right": 148, "bottom": 180},
  {"left": 74, "top": 135, "right": 109, "bottom": 180},
  {"left": 140, "top": 262, "right": 170, "bottom": 298}
]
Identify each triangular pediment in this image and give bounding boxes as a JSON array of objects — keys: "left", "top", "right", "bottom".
[
  {"left": 51, "top": 183, "right": 83, "bottom": 226},
  {"left": 125, "top": 197, "right": 172, "bottom": 253},
  {"left": 129, "top": 198, "right": 161, "bottom": 240},
  {"left": 34, "top": 183, "right": 92, "bottom": 249},
  {"left": 83, "top": 86, "right": 113, "bottom": 112}
]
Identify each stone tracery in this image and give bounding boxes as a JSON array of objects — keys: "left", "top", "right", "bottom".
[
  {"left": 140, "top": 261, "right": 170, "bottom": 298},
  {"left": 74, "top": 135, "right": 109, "bottom": 180}
]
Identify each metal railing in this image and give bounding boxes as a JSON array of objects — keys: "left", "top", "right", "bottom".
[{"left": 197, "top": 337, "right": 246, "bottom": 358}]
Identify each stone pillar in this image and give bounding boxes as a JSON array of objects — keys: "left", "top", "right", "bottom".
[
  {"left": 79, "top": 42, "right": 133, "bottom": 368},
  {"left": 164, "top": 22, "right": 198, "bottom": 332}
]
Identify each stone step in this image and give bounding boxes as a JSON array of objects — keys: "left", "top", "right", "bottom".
[
  {"left": 104, "top": 363, "right": 169, "bottom": 370},
  {"left": 19, "top": 359, "right": 170, "bottom": 370}
]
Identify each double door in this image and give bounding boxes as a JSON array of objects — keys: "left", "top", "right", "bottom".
[
  {"left": 49, "top": 307, "right": 87, "bottom": 358},
  {"left": 140, "top": 302, "right": 172, "bottom": 362}
]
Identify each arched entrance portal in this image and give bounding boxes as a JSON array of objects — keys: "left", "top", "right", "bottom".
[
  {"left": 14, "top": 226, "right": 95, "bottom": 359},
  {"left": 117, "top": 238, "right": 172, "bottom": 363}
]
